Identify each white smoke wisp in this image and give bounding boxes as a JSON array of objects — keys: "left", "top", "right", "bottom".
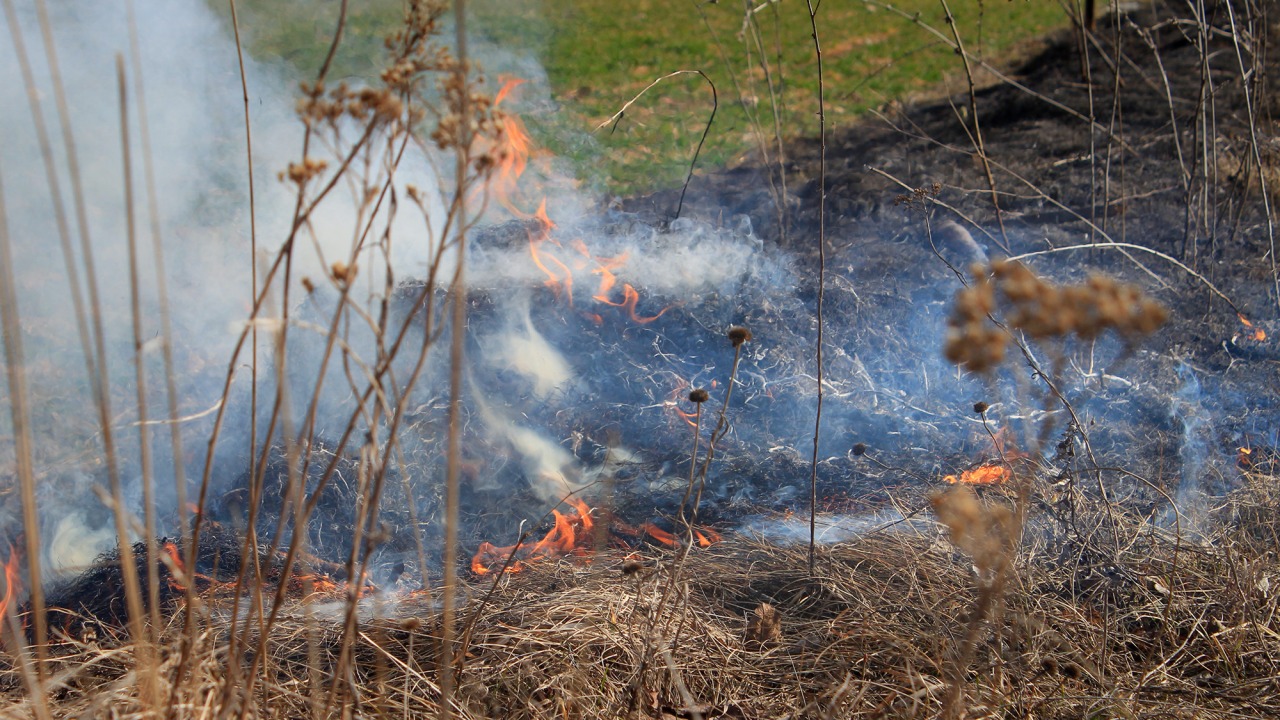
[
  {"left": 0, "top": 0, "right": 457, "bottom": 571},
  {"left": 486, "top": 294, "right": 574, "bottom": 400}
]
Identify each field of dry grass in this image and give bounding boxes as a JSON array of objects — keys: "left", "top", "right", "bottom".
[{"left": 1, "top": 0, "right": 1279, "bottom": 718}]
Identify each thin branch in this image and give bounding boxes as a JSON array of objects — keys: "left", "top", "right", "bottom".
[{"left": 804, "top": 0, "right": 826, "bottom": 577}]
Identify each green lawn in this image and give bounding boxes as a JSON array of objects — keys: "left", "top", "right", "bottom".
[{"left": 212, "top": 0, "right": 1071, "bottom": 194}]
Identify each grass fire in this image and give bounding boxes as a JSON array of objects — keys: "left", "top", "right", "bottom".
[{"left": 1, "top": 0, "right": 1279, "bottom": 719}]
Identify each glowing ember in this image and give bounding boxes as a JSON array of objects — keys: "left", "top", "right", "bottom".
[
  {"left": 1238, "top": 314, "right": 1267, "bottom": 342},
  {"left": 288, "top": 573, "right": 345, "bottom": 600},
  {"left": 944, "top": 464, "right": 1010, "bottom": 485},
  {"left": 614, "top": 519, "right": 722, "bottom": 549}
]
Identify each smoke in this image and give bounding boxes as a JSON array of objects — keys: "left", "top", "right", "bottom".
[
  {"left": 0, "top": 0, "right": 454, "bottom": 574},
  {"left": 2, "top": 0, "right": 1254, "bottom": 584}
]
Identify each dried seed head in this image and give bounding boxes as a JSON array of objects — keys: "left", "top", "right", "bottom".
[
  {"left": 973, "top": 401, "right": 989, "bottom": 415},
  {"left": 621, "top": 559, "right": 644, "bottom": 576},
  {"left": 688, "top": 388, "right": 709, "bottom": 403},
  {"left": 401, "top": 617, "right": 422, "bottom": 631},
  {"left": 852, "top": 442, "right": 867, "bottom": 457},
  {"left": 331, "top": 261, "right": 358, "bottom": 285},
  {"left": 727, "top": 326, "right": 753, "bottom": 347},
  {"left": 745, "top": 602, "right": 783, "bottom": 649}
]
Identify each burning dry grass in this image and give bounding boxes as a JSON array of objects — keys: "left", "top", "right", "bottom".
[{"left": 5, "top": 476, "right": 1280, "bottom": 720}]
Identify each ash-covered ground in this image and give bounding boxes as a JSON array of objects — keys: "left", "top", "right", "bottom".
[
  {"left": 32, "top": 0, "right": 1280, "bottom": 595},
  {"left": 189, "top": 0, "right": 1280, "bottom": 581}
]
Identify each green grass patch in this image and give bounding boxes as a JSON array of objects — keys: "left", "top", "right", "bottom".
[{"left": 210, "top": 0, "right": 1070, "bottom": 195}]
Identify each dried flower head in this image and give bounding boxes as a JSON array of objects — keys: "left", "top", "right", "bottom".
[
  {"left": 728, "top": 326, "right": 753, "bottom": 347},
  {"left": 331, "top": 261, "right": 358, "bottom": 285},
  {"left": 930, "top": 485, "right": 1015, "bottom": 578},
  {"left": 688, "top": 388, "right": 709, "bottom": 404},
  {"left": 945, "top": 261, "right": 1166, "bottom": 373},
  {"left": 852, "top": 442, "right": 867, "bottom": 457},
  {"left": 973, "top": 401, "right": 989, "bottom": 415}
]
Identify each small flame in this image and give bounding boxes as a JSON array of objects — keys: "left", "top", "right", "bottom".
[
  {"left": 472, "top": 498, "right": 595, "bottom": 576},
  {"left": 944, "top": 464, "right": 1010, "bottom": 485},
  {"left": 288, "top": 573, "right": 344, "bottom": 600},
  {"left": 472, "top": 500, "right": 719, "bottom": 575},
  {"left": 1238, "top": 446, "right": 1254, "bottom": 468},
  {"left": 595, "top": 283, "right": 670, "bottom": 324},
  {"left": 1239, "top": 314, "right": 1267, "bottom": 342},
  {"left": 0, "top": 544, "right": 21, "bottom": 621},
  {"left": 162, "top": 541, "right": 191, "bottom": 593},
  {"left": 639, "top": 522, "right": 677, "bottom": 547}
]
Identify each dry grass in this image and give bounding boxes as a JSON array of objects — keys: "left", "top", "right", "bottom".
[
  {"left": 2, "top": 2, "right": 1278, "bottom": 719},
  {"left": 5, "top": 471, "right": 1279, "bottom": 720}
]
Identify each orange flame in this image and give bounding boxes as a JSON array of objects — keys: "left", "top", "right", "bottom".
[
  {"left": 472, "top": 498, "right": 595, "bottom": 576},
  {"left": 288, "top": 573, "right": 344, "bottom": 599},
  {"left": 1238, "top": 314, "right": 1267, "bottom": 342},
  {"left": 472, "top": 500, "right": 718, "bottom": 575},
  {"left": 162, "top": 541, "right": 190, "bottom": 593},
  {"left": 595, "top": 283, "right": 670, "bottom": 324},
  {"left": 488, "top": 77, "right": 667, "bottom": 323},
  {"left": 614, "top": 519, "right": 721, "bottom": 549},
  {"left": 0, "top": 544, "right": 21, "bottom": 621},
  {"left": 1239, "top": 446, "right": 1254, "bottom": 468},
  {"left": 944, "top": 464, "right": 1010, "bottom": 485}
]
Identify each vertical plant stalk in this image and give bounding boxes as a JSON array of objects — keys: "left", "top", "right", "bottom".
[
  {"left": 1, "top": 0, "right": 87, "bottom": 659},
  {"left": 125, "top": 0, "right": 190, "bottom": 511},
  {"left": 118, "top": 52, "right": 162, "bottom": 640},
  {"left": 0, "top": 152, "right": 51, "bottom": 720},
  {"left": 441, "top": 0, "right": 470, "bottom": 716},
  {"left": 678, "top": 400, "right": 704, "bottom": 540},
  {"left": 804, "top": 0, "right": 825, "bottom": 576},
  {"left": 228, "top": 0, "right": 259, "bottom": 574},
  {"left": 939, "top": 0, "right": 1009, "bottom": 250},
  {"left": 29, "top": 4, "right": 150, "bottom": 688},
  {"left": 193, "top": 1, "right": 262, "bottom": 707},
  {"left": 124, "top": 0, "right": 190, "bottom": 642},
  {"left": 114, "top": 54, "right": 161, "bottom": 707},
  {"left": 1223, "top": 0, "right": 1279, "bottom": 310}
]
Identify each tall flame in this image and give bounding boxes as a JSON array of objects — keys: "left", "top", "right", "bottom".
[{"left": 489, "top": 77, "right": 670, "bottom": 322}]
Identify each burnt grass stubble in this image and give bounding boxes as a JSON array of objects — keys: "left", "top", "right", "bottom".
[{"left": 17, "top": 2, "right": 1280, "bottom": 718}]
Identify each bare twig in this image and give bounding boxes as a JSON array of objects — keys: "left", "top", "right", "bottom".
[
  {"left": 804, "top": 0, "right": 826, "bottom": 577},
  {"left": 596, "top": 69, "right": 718, "bottom": 220}
]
